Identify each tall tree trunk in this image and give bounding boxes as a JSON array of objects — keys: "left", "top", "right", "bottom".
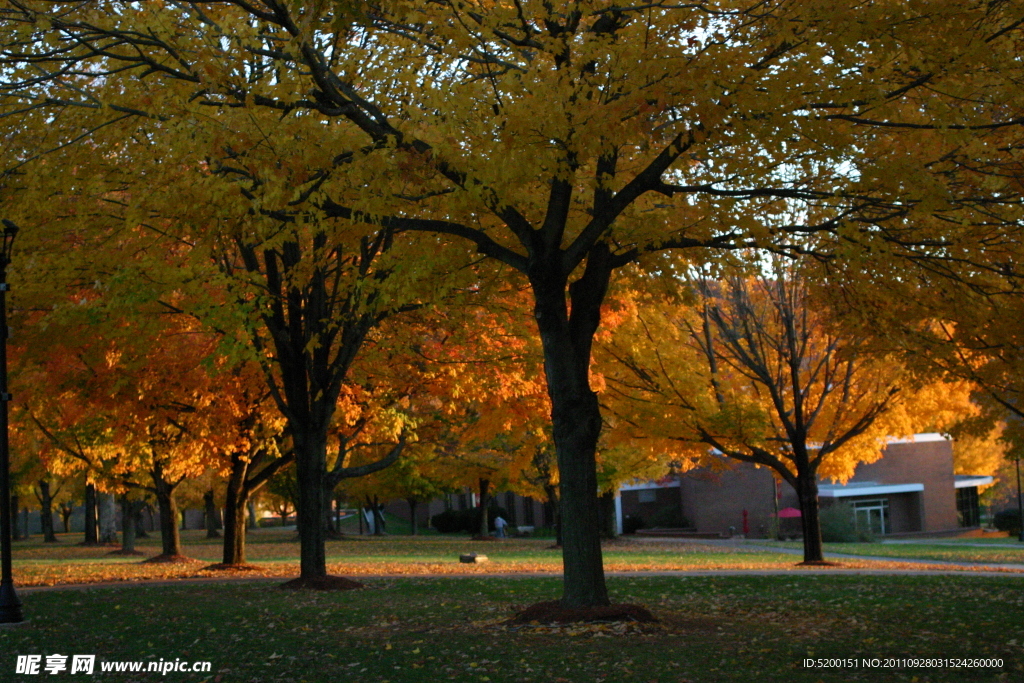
[
  {"left": 222, "top": 493, "right": 248, "bottom": 566},
  {"left": 796, "top": 473, "right": 824, "bottom": 563},
  {"left": 204, "top": 490, "right": 221, "bottom": 539},
  {"left": 37, "top": 480, "right": 57, "bottom": 543},
  {"left": 477, "top": 478, "right": 491, "bottom": 537},
  {"left": 295, "top": 432, "right": 328, "bottom": 578},
  {"left": 83, "top": 483, "right": 97, "bottom": 544},
  {"left": 153, "top": 470, "right": 183, "bottom": 558},
  {"left": 120, "top": 497, "right": 137, "bottom": 553},
  {"left": 98, "top": 492, "right": 118, "bottom": 544},
  {"left": 407, "top": 498, "right": 418, "bottom": 536},
  {"left": 530, "top": 246, "right": 613, "bottom": 608},
  {"left": 222, "top": 456, "right": 249, "bottom": 565}
]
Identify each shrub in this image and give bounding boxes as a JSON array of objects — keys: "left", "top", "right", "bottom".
[
  {"left": 431, "top": 505, "right": 510, "bottom": 534},
  {"left": 993, "top": 509, "right": 1022, "bottom": 536},
  {"left": 819, "top": 502, "right": 859, "bottom": 543},
  {"left": 622, "top": 515, "right": 645, "bottom": 535}
]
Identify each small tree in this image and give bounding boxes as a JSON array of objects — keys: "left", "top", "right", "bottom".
[{"left": 602, "top": 259, "right": 938, "bottom": 562}]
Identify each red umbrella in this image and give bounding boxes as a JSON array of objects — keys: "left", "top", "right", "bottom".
[{"left": 776, "top": 507, "right": 802, "bottom": 518}]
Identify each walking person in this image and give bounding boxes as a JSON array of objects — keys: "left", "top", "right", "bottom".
[{"left": 494, "top": 515, "right": 508, "bottom": 538}]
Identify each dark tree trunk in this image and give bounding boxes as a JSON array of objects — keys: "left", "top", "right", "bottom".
[
  {"left": 477, "top": 478, "right": 491, "bottom": 537},
  {"left": 120, "top": 497, "right": 137, "bottom": 553},
  {"left": 407, "top": 498, "right": 418, "bottom": 536},
  {"left": 796, "top": 474, "right": 824, "bottom": 563},
  {"left": 530, "top": 245, "right": 614, "bottom": 607},
  {"left": 37, "top": 480, "right": 57, "bottom": 542},
  {"left": 135, "top": 504, "right": 150, "bottom": 538},
  {"left": 204, "top": 490, "right": 221, "bottom": 539},
  {"left": 83, "top": 483, "right": 97, "bottom": 544},
  {"left": 368, "top": 496, "right": 386, "bottom": 536},
  {"left": 222, "top": 449, "right": 293, "bottom": 566},
  {"left": 22, "top": 507, "right": 29, "bottom": 539},
  {"left": 543, "top": 484, "right": 563, "bottom": 548},
  {"left": 295, "top": 432, "right": 328, "bottom": 577},
  {"left": 60, "top": 502, "right": 73, "bottom": 533},
  {"left": 222, "top": 455, "right": 249, "bottom": 565},
  {"left": 152, "top": 467, "right": 183, "bottom": 557},
  {"left": 223, "top": 493, "right": 248, "bottom": 566},
  {"left": 600, "top": 491, "right": 617, "bottom": 539}
]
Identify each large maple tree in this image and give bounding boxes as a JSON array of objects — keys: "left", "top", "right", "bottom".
[
  {"left": 598, "top": 259, "right": 981, "bottom": 561},
  {"left": 3, "top": 0, "right": 1022, "bottom": 606}
]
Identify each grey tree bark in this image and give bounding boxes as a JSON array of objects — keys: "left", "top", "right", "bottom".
[{"left": 98, "top": 492, "right": 118, "bottom": 544}]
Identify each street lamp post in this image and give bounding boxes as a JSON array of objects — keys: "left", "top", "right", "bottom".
[{"left": 0, "top": 219, "right": 22, "bottom": 623}]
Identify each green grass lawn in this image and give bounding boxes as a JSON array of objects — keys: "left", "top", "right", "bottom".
[
  {"left": 9, "top": 530, "right": 822, "bottom": 586},
  {"left": 5, "top": 575, "right": 1022, "bottom": 682},
  {"left": 759, "top": 540, "right": 1024, "bottom": 565},
  {"left": 11, "top": 530, "right": 1024, "bottom": 588}
]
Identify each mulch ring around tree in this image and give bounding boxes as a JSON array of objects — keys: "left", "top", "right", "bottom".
[
  {"left": 278, "top": 575, "right": 365, "bottom": 591},
  {"left": 796, "top": 560, "right": 842, "bottom": 567},
  {"left": 505, "top": 600, "right": 660, "bottom": 636},
  {"left": 202, "top": 563, "right": 264, "bottom": 572},
  {"left": 141, "top": 554, "right": 199, "bottom": 564}
]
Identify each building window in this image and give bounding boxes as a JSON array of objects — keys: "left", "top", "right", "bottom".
[
  {"left": 852, "top": 498, "right": 890, "bottom": 535},
  {"left": 637, "top": 490, "right": 657, "bottom": 504},
  {"left": 957, "top": 487, "right": 980, "bottom": 527},
  {"left": 523, "top": 497, "right": 534, "bottom": 526}
]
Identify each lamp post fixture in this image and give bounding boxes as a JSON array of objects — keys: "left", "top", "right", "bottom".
[{"left": 0, "top": 219, "right": 21, "bottom": 623}]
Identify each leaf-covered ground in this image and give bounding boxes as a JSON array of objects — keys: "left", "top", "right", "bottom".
[
  {"left": 6, "top": 575, "right": 1023, "bottom": 682},
  {"left": 9, "top": 531, "right": 1021, "bottom": 587}
]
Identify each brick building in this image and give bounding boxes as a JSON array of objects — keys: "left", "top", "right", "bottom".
[{"left": 616, "top": 434, "right": 993, "bottom": 538}]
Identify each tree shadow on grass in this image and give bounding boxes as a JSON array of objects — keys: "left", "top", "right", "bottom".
[{"left": 278, "top": 575, "right": 365, "bottom": 591}]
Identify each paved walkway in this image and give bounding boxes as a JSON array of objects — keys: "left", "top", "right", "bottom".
[
  {"left": 881, "top": 539, "right": 1024, "bottom": 548},
  {"left": 630, "top": 536, "right": 1024, "bottom": 571}
]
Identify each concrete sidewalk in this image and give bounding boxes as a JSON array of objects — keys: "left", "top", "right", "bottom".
[{"left": 630, "top": 536, "right": 1024, "bottom": 571}]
